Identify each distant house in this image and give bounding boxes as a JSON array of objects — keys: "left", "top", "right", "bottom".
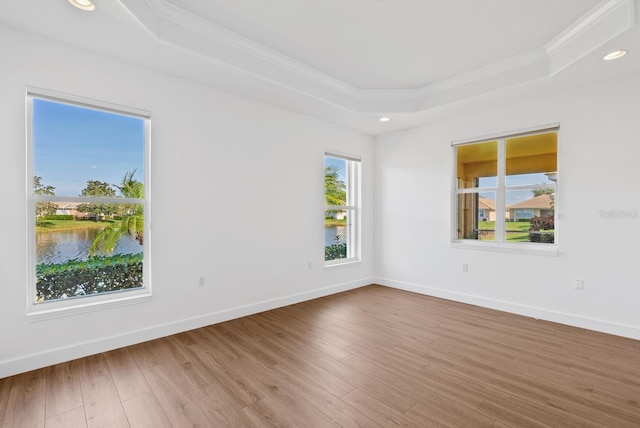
[
  {"left": 326, "top": 210, "right": 347, "bottom": 220},
  {"left": 478, "top": 197, "right": 496, "bottom": 221},
  {"left": 508, "top": 194, "right": 554, "bottom": 221},
  {"left": 55, "top": 202, "right": 80, "bottom": 217},
  {"left": 55, "top": 202, "right": 94, "bottom": 219}
]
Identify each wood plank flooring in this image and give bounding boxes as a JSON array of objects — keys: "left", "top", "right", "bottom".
[{"left": 1, "top": 285, "right": 640, "bottom": 427}]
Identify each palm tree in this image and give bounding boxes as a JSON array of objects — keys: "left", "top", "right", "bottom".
[
  {"left": 88, "top": 170, "right": 144, "bottom": 255},
  {"left": 325, "top": 165, "right": 346, "bottom": 206}
]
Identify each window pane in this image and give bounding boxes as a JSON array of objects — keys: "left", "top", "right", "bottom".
[
  {"left": 325, "top": 209, "right": 348, "bottom": 261},
  {"left": 506, "top": 189, "right": 555, "bottom": 243},
  {"left": 325, "top": 154, "right": 359, "bottom": 263},
  {"left": 456, "top": 141, "right": 497, "bottom": 189},
  {"left": 33, "top": 99, "right": 145, "bottom": 197},
  {"left": 324, "top": 155, "right": 348, "bottom": 261},
  {"left": 506, "top": 132, "right": 557, "bottom": 186},
  {"left": 454, "top": 129, "right": 558, "bottom": 246},
  {"left": 31, "top": 95, "right": 147, "bottom": 304},
  {"left": 325, "top": 156, "right": 347, "bottom": 206},
  {"left": 35, "top": 203, "right": 144, "bottom": 302},
  {"left": 457, "top": 192, "right": 495, "bottom": 241}
]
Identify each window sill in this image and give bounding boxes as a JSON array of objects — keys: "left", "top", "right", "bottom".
[
  {"left": 451, "top": 241, "right": 559, "bottom": 256},
  {"left": 325, "top": 258, "right": 361, "bottom": 269},
  {"left": 27, "top": 291, "right": 152, "bottom": 322}
]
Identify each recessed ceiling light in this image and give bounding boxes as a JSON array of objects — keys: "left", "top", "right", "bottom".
[
  {"left": 603, "top": 50, "right": 627, "bottom": 61},
  {"left": 379, "top": 117, "right": 390, "bottom": 122},
  {"left": 69, "top": 0, "right": 95, "bottom": 11}
]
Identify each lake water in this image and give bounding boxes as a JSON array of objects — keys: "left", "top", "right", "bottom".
[
  {"left": 325, "top": 226, "right": 346, "bottom": 246},
  {"left": 36, "top": 228, "right": 143, "bottom": 264}
]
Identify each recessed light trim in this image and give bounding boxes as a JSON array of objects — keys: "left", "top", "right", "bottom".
[
  {"left": 379, "top": 117, "right": 390, "bottom": 122},
  {"left": 69, "top": 0, "right": 95, "bottom": 11},
  {"left": 603, "top": 50, "right": 627, "bottom": 61}
]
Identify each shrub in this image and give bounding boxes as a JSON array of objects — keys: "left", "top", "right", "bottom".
[
  {"left": 529, "top": 215, "right": 554, "bottom": 243},
  {"left": 325, "top": 243, "right": 347, "bottom": 261},
  {"left": 464, "top": 230, "right": 479, "bottom": 239},
  {"left": 42, "top": 214, "right": 74, "bottom": 220},
  {"left": 36, "top": 253, "right": 143, "bottom": 301}
]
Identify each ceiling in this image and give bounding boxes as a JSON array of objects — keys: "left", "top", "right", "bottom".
[
  {"left": 165, "top": 0, "right": 604, "bottom": 90},
  {"left": 1, "top": 0, "right": 639, "bottom": 134}
]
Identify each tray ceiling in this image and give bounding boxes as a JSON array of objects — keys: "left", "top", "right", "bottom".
[
  {"left": 0, "top": 0, "right": 638, "bottom": 134},
  {"left": 165, "top": 0, "right": 601, "bottom": 90}
]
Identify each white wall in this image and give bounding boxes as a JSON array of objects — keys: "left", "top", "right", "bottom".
[
  {"left": 375, "top": 71, "right": 640, "bottom": 340},
  {"left": 0, "top": 25, "right": 374, "bottom": 378}
]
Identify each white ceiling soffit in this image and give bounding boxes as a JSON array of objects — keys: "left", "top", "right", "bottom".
[{"left": 118, "top": 0, "right": 634, "bottom": 115}]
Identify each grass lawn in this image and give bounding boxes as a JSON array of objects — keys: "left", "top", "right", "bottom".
[
  {"left": 478, "top": 221, "right": 543, "bottom": 242},
  {"left": 505, "top": 222, "right": 531, "bottom": 242},
  {"left": 36, "top": 219, "right": 117, "bottom": 232}
]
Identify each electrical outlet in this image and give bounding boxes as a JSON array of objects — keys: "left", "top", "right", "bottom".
[
  {"left": 572, "top": 279, "right": 584, "bottom": 290},
  {"left": 462, "top": 264, "right": 469, "bottom": 272},
  {"left": 198, "top": 276, "right": 205, "bottom": 287}
]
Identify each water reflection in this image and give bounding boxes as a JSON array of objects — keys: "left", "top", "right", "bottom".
[
  {"left": 325, "top": 226, "right": 346, "bottom": 246},
  {"left": 36, "top": 227, "right": 143, "bottom": 264}
]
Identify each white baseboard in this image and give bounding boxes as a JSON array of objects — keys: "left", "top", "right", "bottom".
[
  {"left": 0, "top": 278, "right": 372, "bottom": 378},
  {"left": 375, "top": 277, "right": 640, "bottom": 341}
]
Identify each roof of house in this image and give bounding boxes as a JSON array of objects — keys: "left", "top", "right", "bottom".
[
  {"left": 54, "top": 202, "right": 81, "bottom": 209},
  {"left": 478, "top": 197, "right": 496, "bottom": 210},
  {"left": 508, "top": 194, "right": 554, "bottom": 210}
]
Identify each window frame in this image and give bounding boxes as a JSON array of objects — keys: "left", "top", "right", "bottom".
[
  {"left": 451, "top": 124, "right": 559, "bottom": 256},
  {"left": 324, "top": 152, "right": 361, "bottom": 267},
  {"left": 26, "top": 87, "right": 152, "bottom": 319}
]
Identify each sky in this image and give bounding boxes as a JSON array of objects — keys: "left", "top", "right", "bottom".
[
  {"left": 479, "top": 173, "right": 555, "bottom": 204},
  {"left": 325, "top": 156, "right": 346, "bottom": 182},
  {"left": 33, "top": 98, "right": 144, "bottom": 197}
]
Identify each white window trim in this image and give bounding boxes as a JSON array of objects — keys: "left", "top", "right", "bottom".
[
  {"left": 26, "top": 87, "right": 152, "bottom": 320},
  {"left": 451, "top": 124, "right": 560, "bottom": 256},
  {"left": 324, "top": 152, "right": 361, "bottom": 267}
]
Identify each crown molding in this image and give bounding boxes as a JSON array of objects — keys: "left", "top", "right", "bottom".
[
  {"left": 354, "top": 49, "right": 551, "bottom": 113},
  {"left": 546, "top": 0, "right": 635, "bottom": 75},
  {"left": 117, "top": 0, "right": 635, "bottom": 115},
  {"left": 119, "top": 0, "right": 357, "bottom": 95}
]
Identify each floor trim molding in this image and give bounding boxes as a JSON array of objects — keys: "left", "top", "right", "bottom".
[
  {"left": 1, "top": 277, "right": 371, "bottom": 378},
  {"left": 375, "top": 277, "right": 640, "bottom": 341}
]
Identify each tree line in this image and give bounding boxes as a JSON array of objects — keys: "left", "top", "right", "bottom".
[{"left": 34, "top": 171, "right": 144, "bottom": 255}]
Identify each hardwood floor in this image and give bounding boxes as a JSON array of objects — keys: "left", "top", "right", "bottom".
[{"left": 1, "top": 285, "right": 640, "bottom": 427}]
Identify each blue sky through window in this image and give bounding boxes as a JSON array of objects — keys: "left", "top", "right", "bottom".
[
  {"left": 479, "top": 172, "right": 555, "bottom": 204},
  {"left": 33, "top": 98, "right": 144, "bottom": 197},
  {"left": 325, "top": 156, "right": 346, "bottom": 183}
]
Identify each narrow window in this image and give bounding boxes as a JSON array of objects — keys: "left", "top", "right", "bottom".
[
  {"left": 324, "top": 154, "right": 360, "bottom": 264},
  {"left": 454, "top": 127, "right": 558, "bottom": 248},
  {"left": 27, "top": 88, "right": 150, "bottom": 313}
]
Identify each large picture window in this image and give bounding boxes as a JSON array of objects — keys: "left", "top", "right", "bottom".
[
  {"left": 454, "top": 126, "right": 558, "bottom": 251},
  {"left": 324, "top": 153, "right": 360, "bottom": 264},
  {"left": 27, "top": 88, "right": 150, "bottom": 313}
]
